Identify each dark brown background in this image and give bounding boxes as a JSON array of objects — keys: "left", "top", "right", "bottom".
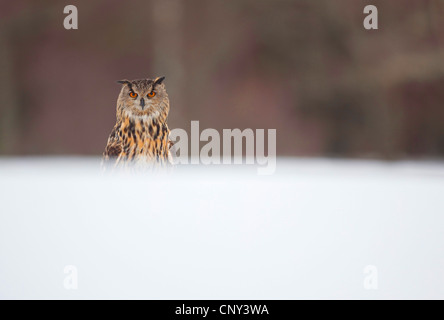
[{"left": 1, "top": 0, "right": 444, "bottom": 158}]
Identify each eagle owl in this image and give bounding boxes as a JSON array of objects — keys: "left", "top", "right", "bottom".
[{"left": 102, "top": 76, "right": 174, "bottom": 169}]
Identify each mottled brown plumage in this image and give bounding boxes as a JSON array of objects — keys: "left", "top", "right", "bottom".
[{"left": 103, "top": 77, "right": 173, "bottom": 170}]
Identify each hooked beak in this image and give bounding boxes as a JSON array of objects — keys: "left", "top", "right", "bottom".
[{"left": 140, "top": 98, "right": 145, "bottom": 109}]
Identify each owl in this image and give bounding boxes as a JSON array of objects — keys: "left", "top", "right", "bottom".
[{"left": 102, "top": 76, "right": 174, "bottom": 169}]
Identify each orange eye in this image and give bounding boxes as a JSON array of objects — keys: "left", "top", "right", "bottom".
[
  {"left": 129, "top": 92, "right": 138, "bottom": 98},
  {"left": 147, "top": 91, "right": 156, "bottom": 98}
]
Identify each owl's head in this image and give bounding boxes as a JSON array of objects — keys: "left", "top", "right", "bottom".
[{"left": 116, "top": 76, "right": 169, "bottom": 121}]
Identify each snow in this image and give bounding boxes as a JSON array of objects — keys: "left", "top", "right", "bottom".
[{"left": 0, "top": 157, "right": 444, "bottom": 299}]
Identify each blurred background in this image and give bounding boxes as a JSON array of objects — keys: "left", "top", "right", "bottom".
[{"left": 1, "top": 0, "right": 444, "bottom": 159}]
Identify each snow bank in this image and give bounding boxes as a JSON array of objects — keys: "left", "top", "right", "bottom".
[{"left": 0, "top": 157, "right": 443, "bottom": 299}]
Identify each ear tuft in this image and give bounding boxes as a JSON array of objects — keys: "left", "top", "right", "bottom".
[
  {"left": 154, "top": 76, "right": 165, "bottom": 85},
  {"left": 117, "top": 80, "right": 130, "bottom": 85}
]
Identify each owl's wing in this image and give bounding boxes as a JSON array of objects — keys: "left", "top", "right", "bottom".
[
  {"left": 104, "top": 140, "right": 122, "bottom": 158},
  {"left": 167, "top": 139, "right": 177, "bottom": 165},
  {"left": 102, "top": 126, "right": 123, "bottom": 164}
]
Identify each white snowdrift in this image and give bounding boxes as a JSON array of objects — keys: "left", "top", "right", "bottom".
[{"left": 0, "top": 157, "right": 443, "bottom": 299}]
